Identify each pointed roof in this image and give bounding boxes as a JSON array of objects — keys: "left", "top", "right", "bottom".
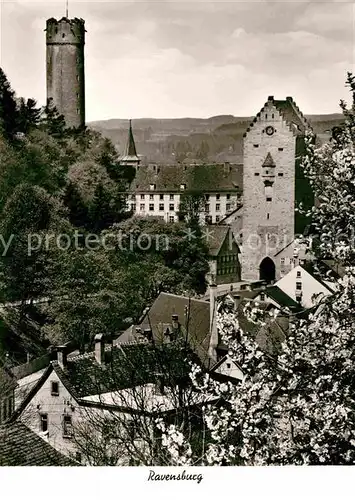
[
  {"left": 262, "top": 152, "right": 275, "bottom": 167},
  {"left": 120, "top": 119, "right": 140, "bottom": 164},
  {"left": 126, "top": 120, "right": 137, "bottom": 157}
]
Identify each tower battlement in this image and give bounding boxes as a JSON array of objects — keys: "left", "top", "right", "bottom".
[{"left": 46, "top": 17, "right": 85, "bottom": 45}]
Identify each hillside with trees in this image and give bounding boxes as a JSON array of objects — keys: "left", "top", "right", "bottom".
[{"left": 0, "top": 68, "right": 209, "bottom": 364}]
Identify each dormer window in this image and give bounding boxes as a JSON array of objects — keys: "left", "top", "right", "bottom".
[
  {"left": 150, "top": 184, "right": 156, "bottom": 191},
  {"left": 180, "top": 184, "right": 186, "bottom": 190}
]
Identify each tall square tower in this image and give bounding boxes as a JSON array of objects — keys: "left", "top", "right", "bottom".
[{"left": 241, "top": 96, "right": 312, "bottom": 282}]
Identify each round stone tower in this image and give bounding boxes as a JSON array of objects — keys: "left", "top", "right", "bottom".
[{"left": 46, "top": 17, "right": 85, "bottom": 129}]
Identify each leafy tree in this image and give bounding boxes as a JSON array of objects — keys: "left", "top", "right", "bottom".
[
  {"left": 0, "top": 183, "right": 60, "bottom": 302},
  {"left": 0, "top": 68, "right": 18, "bottom": 141},
  {"left": 17, "top": 98, "right": 41, "bottom": 135}
]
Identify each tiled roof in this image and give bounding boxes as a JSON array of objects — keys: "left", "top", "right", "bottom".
[
  {"left": 54, "top": 342, "right": 194, "bottom": 399},
  {"left": 244, "top": 96, "right": 311, "bottom": 138},
  {"left": 207, "top": 225, "right": 237, "bottom": 257},
  {"left": 117, "top": 292, "right": 212, "bottom": 366},
  {"left": 235, "top": 299, "right": 288, "bottom": 356},
  {"left": 266, "top": 285, "right": 301, "bottom": 311},
  {"left": 130, "top": 163, "right": 243, "bottom": 193},
  {"left": 0, "top": 421, "right": 75, "bottom": 466}
]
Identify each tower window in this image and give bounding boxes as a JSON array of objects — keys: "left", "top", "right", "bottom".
[
  {"left": 62, "top": 33, "right": 65, "bottom": 38},
  {"left": 278, "top": 173, "right": 284, "bottom": 177},
  {"left": 254, "top": 173, "right": 260, "bottom": 176},
  {"left": 253, "top": 144, "right": 259, "bottom": 148},
  {"left": 265, "top": 114, "right": 268, "bottom": 119},
  {"left": 267, "top": 213, "right": 270, "bottom": 219},
  {"left": 266, "top": 197, "right": 272, "bottom": 202},
  {"left": 278, "top": 147, "right": 283, "bottom": 151},
  {"left": 272, "top": 114, "right": 274, "bottom": 119}
]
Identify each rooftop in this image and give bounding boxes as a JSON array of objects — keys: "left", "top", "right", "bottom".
[
  {"left": 130, "top": 163, "right": 243, "bottom": 193},
  {"left": 0, "top": 421, "right": 75, "bottom": 466}
]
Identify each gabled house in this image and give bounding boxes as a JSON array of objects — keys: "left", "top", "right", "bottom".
[
  {"left": 12, "top": 337, "right": 202, "bottom": 464},
  {"left": 206, "top": 225, "right": 241, "bottom": 285},
  {"left": 274, "top": 263, "right": 334, "bottom": 309}
]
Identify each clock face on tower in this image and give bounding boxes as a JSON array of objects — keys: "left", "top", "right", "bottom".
[{"left": 265, "top": 126, "right": 275, "bottom": 136}]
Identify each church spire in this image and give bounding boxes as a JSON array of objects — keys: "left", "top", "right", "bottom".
[
  {"left": 125, "top": 119, "right": 138, "bottom": 157},
  {"left": 120, "top": 119, "right": 140, "bottom": 167}
]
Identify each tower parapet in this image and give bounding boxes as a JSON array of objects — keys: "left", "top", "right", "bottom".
[{"left": 46, "top": 17, "right": 86, "bottom": 128}]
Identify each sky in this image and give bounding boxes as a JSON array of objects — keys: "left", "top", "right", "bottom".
[{"left": 0, "top": 0, "right": 354, "bottom": 121}]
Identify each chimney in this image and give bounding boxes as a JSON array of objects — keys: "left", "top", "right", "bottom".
[
  {"left": 143, "top": 328, "right": 153, "bottom": 342},
  {"left": 57, "top": 346, "right": 67, "bottom": 370},
  {"left": 94, "top": 334, "right": 105, "bottom": 365},
  {"left": 208, "top": 281, "right": 218, "bottom": 362},
  {"left": 268, "top": 95, "right": 274, "bottom": 102}
]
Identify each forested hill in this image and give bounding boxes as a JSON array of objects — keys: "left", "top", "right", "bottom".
[{"left": 89, "top": 114, "right": 344, "bottom": 164}]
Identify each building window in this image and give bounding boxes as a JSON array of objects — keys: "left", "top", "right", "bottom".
[
  {"left": 51, "top": 381, "right": 59, "bottom": 396},
  {"left": 215, "top": 215, "right": 220, "bottom": 222},
  {"left": 278, "top": 147, "right": 283, "bottom": 151},
  {"left": 226, "top": 194, "right": 231, "bottom": 200},
  {"left": 76, "top": 108, "right": 80, "bottom": 115},
  {"left": 205, "top": 215, "right": 212, "bottom": 224},
  {"left": 40, "top": 413, "right": 48, "bottom": 433},
  {"left": 169, "top": 204, "right": 174, "bottom": 211},
  {"left": 205, "top": 204, "right": 210, "bottom": 213},
  {"left": 265, "top": 114, "right": 268, "bottom": 119},
  {"left": 205, "top": 194, "right": 210, "bottom": 201},
  {"left": 296, "top": 281, "right": 302, "bottom": 290},
  {"left": 159, "top": 203, "right": 164, "bottom": 211},
  {"left": 149, "top": 203, "right": 154, "bottom": 211},
  {"left": 253, "top": 144, "right": 259, "bottom": 148},
  {"left": 148, "top": 194, "right": 154, "bottom": 201},
  {"left": 266, "top": 197, "right": 272, "bottom": 202},
  {"left": 297, "top": 271, "right": 301, "bottom": 278},
  {"left": 130, "top": 195, "right": 135, "bottom": 200},
  {"left": 272, "top": 113, "right": 274, "bottom": 119},
  {"left": 169, "top": 194, "right": 174, "bottom": 201},
  {"left": 159, "top": 194, "right": 164, "bottom": 200},
  {"left": 226, "top": 203, "right": 231, "bottom": 211},
  {"left": 169, "top": 216, "right": 175, "bottom": 223},
  {"left": 63, "top": 415, "right": 73, "bottom": 438},
  {"left": 216, "top": 203, "right": 220, "bottom": 211},
  {"left": 140, "top": 204, "right": 145, "bottom": 211},
  {"left": 216, "top": 194, "right": 220, "bottom": 200},
  {"left": 131, "top": 204, "right": 136, "bottom": 212},
  {"left": 180, "top": 184, "right": 186, "bottom": 190},
  {"left": 255, "top": 172, "right": 260, "bottom": 176},
  {"left": 140, "top": 194, "right": 145, "bottom": 200},
  {"left": 278, "top": 173, "right": 284, "bottom": 176},
  {"left": 149, "top": 184, "right": 156, "bottom": 191},
  {"left": 281, "top": 258, "right": 285, "bottom": 265},
  {"left": 267, "top": 213, "right": 270, "bottom": 220},
  {"left": 226, "top": 363, "right": 231, "bottom": 369}
]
